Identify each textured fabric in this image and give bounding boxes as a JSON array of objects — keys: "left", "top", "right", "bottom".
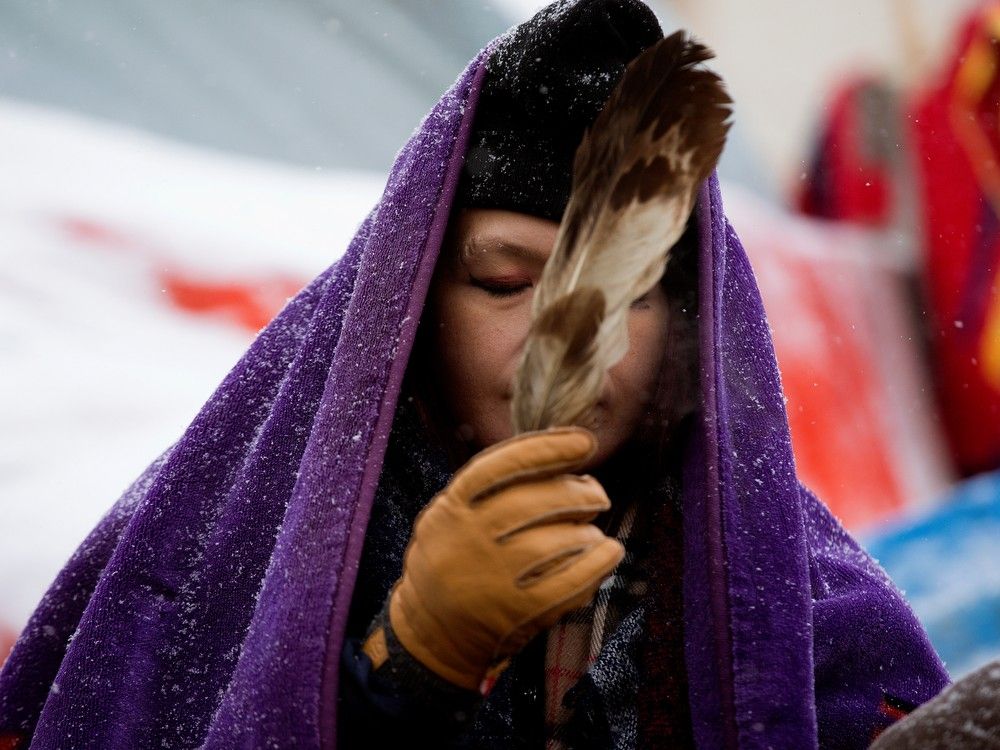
[
  {"left": 543, "top": 499, "right": 646, "bottom": 747},
  {"left": 338, "top": 394, "right": 494, "bottom": 748},
  {"left": 553, "top": 481, "right": 691, "bottom": 750},
  {"left": 339, "top": 601, "right": 482, "bottom": 746},
  {"left": 0, "top": 4, "right": 949, "bottom": 747},
  {"left": 909, "top": 4, "right": 1000, "bottom": 475},
  {"left": 455, "top": 0, "right": 662, "bottom": 222},
  {"left": 637, "top": 488, "right": 693, "bottom": 748},
  {"left": 562, "top": 606, "right": 646, "bottom": 749},
  {"left": 682, "top": 182, "right": 948, "bottom": 750},
  {"left": 795, "top": 78, "right": 896, "bottom": 226},
  {"left": 343, "top": 394, "right": 455, "bottom": 642}
]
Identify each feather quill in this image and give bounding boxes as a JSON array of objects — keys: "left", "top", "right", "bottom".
[{"left": 511, "top": 31, "right": 731, "bottom": 433}]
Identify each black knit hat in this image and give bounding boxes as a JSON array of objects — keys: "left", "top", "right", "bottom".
[{"left": 455, "top": 0, "right": 663, "bottom": 222}]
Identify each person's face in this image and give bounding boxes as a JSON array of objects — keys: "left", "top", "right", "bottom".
[{"left": 426, "top": 208, "right": 670, "bottom": 469}]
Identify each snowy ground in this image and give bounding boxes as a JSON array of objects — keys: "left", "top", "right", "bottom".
[{"left": 0, "top": 99, "right": 382, "bottom": 633}]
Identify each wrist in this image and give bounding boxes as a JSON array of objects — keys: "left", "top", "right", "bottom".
[
  {"left": 362, "top": 601, "right": 486, "bottom": 706},
  {"left": 387, "top": 590, "right": 489, "bottom": 692}
]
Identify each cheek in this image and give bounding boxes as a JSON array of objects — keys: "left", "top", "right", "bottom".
[
  {"left": 613, "top": 304, "right": 670, "bottom": 398},
  {"left": 429, "top": 290, "right": 532, "bottom": 447},
  {"left": 431, "top": 290, "right": 525, "bottom": 406}
]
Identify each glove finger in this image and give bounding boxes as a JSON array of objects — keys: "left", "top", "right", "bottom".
[
  {"left": 478, "top": 474, "right": 611, "bottom": 542},
  {"left": 518, "top": 533, "right": 623, "bottom": 592},
  {"left": 496, "top": 537, "right": 625, "bottom": 654},
  {"left": 497, "top": 521, "right": 607, "bottom": 581},
  {"left": 449, "top": 427, "right": 597, "bottom": 504}
]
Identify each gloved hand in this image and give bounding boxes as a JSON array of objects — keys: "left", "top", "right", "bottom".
[{"left": 363, "top": 427, "right": 624, "bottom": 692}]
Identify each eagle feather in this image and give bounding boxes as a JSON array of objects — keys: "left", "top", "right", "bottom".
[{"left": 511, "top": 31, "right": 731, "bottom": 433}]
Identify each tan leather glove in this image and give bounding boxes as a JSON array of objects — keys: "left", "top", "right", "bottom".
[{"left": 364, "top": 427, "right": 624, "bottom": 692}]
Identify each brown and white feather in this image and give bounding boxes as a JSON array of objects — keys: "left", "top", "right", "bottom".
[{"left": 511, "top": 31, "right": 731, "bottom": 433}]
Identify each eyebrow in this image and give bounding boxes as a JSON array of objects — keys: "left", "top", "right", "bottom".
[{"left": 460, "top": 236, "right": 550, "bottom": 267}]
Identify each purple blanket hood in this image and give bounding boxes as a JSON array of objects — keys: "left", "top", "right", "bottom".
[{"left": 0, "top": 50, "right": 946, "bottom": 750}]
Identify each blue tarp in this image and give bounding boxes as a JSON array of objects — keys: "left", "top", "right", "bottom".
[{"left": 865, "top": 470, "right": 1000, "bottom": 678}]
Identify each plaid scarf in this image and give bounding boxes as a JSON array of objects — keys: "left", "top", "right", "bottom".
[{"left": 543, "top": 500, "right": 649, "bottom": 749}]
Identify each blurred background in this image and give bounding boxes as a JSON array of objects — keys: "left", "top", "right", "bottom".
[{"left": 1, "top": 0, "right": 998, "bottom": 681}]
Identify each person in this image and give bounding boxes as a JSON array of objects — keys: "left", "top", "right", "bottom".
[
  {"left": 869, "top": 659, "right": 1000, "bottom": 749},
  {"left": 0, "top": 1, "right": 949, "bottom": 749}
]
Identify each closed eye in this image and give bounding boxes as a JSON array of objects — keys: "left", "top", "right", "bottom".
[{"left": 470, "top": 277, "right": 532, "bottom": 298}]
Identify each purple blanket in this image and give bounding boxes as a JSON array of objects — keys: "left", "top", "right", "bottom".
[{"left": 0, "top": 45, "right": 947, "bottom": 750}]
